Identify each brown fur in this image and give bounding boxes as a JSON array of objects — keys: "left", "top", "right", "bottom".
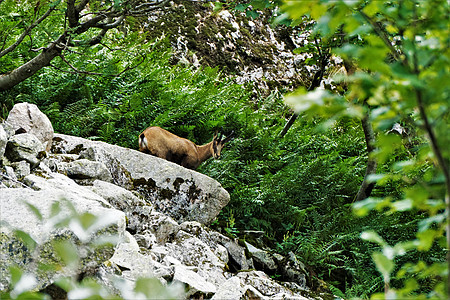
[{"left": 139, "top": 126, "right": 233, "bottom": 170}]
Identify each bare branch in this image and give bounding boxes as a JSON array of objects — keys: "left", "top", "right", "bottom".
[
  {"left": 56, "top": 54, "right": 104, "bottom": 75},
  {"left": 130, "top": 0, "right": 170, "bottom": 14},
  {"left": 87, "top": 28, "right": 108, "bottom": 46},
  {"left": 75, "top": 0, "right": 90, "bottom": 13},
  {"left": 67, "top": 0, "right": 79, "bottom": 28},
  {"left": 0, "top": 4, "right": 59, "bottom": 59},
  {"left": 51, "top": 49, "right": 146, "bottom": 77},
  {"left": 94, "top": 15, "right": 125, "bottom": 30}
]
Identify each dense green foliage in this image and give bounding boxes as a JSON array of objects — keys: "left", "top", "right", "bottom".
[
  {"left": 1, "top": 0, "right": 448, "bottom": 299},
  {"left": 3, "top": 40, "right": 442, "bottom": 298},
  {"left": 281, "top": 0, "right": 449, "bottom": 298}
]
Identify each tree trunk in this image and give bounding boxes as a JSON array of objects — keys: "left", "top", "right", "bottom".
[
  {"left": 0, "top": 44, "right": 62, "bottom": 91},
  {"left": 355, "top": 110, "right": 377, "bottom": 201}
]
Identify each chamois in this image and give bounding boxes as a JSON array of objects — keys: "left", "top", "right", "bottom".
[{"left": 138, "top": 126, "right": 234, "bottom": 170}]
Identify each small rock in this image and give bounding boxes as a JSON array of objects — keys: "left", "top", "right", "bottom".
[
  {"left": 11, "top": 160, "right": 31, "bottom": 179},
  {"left": 245, "top": 241, "right": 277, "bottom": 273},
  {"left": 0, "top": 125, "right": 7, "bottom": 159},
  {"left": 173, "top": 265, "right": 216, "bottom": 297},
  {"left": 66, "top": 159, "right": 113, "bottom": 183},
  {"left": 224, "top": 241, "right": 250, "bottom": 271},
  {"left": 5, "top": 133, "right": 45, "bottom": 167}
]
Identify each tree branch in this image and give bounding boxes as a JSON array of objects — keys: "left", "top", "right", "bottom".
[
  {"left": 94, "top": 15, "right": 125, "bottom": 30},
  {"left": 66, "top": 0, "right": 79, "bottom": 28},
  {"left": 280, "top": 38, "right": 328, "bottom": 138},
  {"left": 0, "top": 41, "right": 64, "bottom": 91},
  {"left": 54, "top": 54, "right": 104, "bottom": 75},
  {"left": 75, "top": 0, "right": 90, "bottom": 13},
  {"left": 129, "top": 0, "right": 170, "bottom": 14},
  {"left": 359, "top": 10, "right": 403, "bottom": 63},
  {"left": 0, "top": 4, "right": 58, "bottom": 59},
  {"left": 0, "top": 0, "right": 169, "bottom": 91},
  {"left": 355, "top": 107, "right": 377, "bottom": 201}
]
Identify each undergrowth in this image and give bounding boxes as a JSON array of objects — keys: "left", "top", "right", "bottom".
[{"left": 0, "top": 42, "right": 443, "bottom": 298}]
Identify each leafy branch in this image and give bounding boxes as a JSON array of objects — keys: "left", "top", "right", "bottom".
[{"left": 0, "top": 0, "right": 170, "bottom": 91}]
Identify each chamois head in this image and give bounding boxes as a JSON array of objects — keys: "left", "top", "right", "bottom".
[{"left": 212, "top": 131, "right": 235, "bottom": 159}]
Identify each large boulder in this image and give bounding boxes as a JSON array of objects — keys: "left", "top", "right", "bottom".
[
  {"left": 5, "top": 133, "right": 45, "bottom": 168},
  {"left": 51, "top": 133, "right": 230, "bottom": 225},
  {"left": 6, "top": 102, "right": 54, "bottom": 151},
  {"left": 0, "top": 173, "right": 126, "bottom": 292}
]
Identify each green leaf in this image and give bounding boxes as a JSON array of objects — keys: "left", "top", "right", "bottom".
[
  {"left": 246, "top": 10, "right": 259, "bottom": 19},
  {"left": 14, "top": 230, "right": 38, "bottom": 251},
  {"left": 53, "top": 240, "right": 79, "bottom": 267},
  {"left": 362, "top": 1, "right": 380, "bottom": 17},
  {"left": 372, "top": 251, "right": 394, "bottom": 280},
  {"left": 391, "top": 199, "right": 413, "bottom": 212},
  {"left": 361, "top": 230, "right": 386, "bottom": 246},
  {"left": 250, "top": 0, "right": 269, "bottom": 10},
  {"left": 9, "top": 265, "right": 23, "bottom": 286},
  {"left": 416, "top": 229, "right": 439, "bottom": 251},
  {"left": 79, "top": 212, "right": 97, "bottom": 230},
  {"left": 50, "top": 201, "right": 62, "bottom": 218},
  {"left": 284, "top": 88, "right": 328, "bottom": 113},
  {"left": 134, "top": 277, "right": 169, "bottom": 298},
  {"left": 235, "top": 4, "right": 248, "bottom": 12},
  {"left": 23, "top": 202, "right": 43, "bottom": 221}
]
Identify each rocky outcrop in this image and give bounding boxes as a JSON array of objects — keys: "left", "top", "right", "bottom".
[
  {"left": 0, "top": 103, "right": 314, "bottom": 299},
  {"left": 0, "top": 174, "right": 126, "bottom": 291},
  {"left": 141, "top": 0, "right": 317, "bottom": 93},
  {"left": 49, "top": 133, "right": 230, "bottom": 225}
]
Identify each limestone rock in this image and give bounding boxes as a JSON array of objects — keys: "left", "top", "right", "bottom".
[
  {"left": 51, "top": 133, "right": 230, "bottom": 225},
  {"left": 280, "top": 252, "right": 308, "bottom": 288},
  {"left": 88, "top": 180, "right": 153, "bottom": 234},
  {"left": 11, "top": 160, "right": 31, "bottom": 179},
  {"left": 180, "top": 221, "right": 229, "bottom": 264},
  {"left": 108, "top": 231, "right": 173, "bottom": 281},
  {"left": 5, "top": 133, "right": 45, "bottom": 167},
  {"left": 6, "top": 102, "right": 54, "bottom": 151},
  {"left": 0, "top": 125, "right": 7, "bottom": 159},
  {"left": 237, "top": 270, "right": 309, "bottom": 299},
  {"left": 66, "top": 159, "right": 113, "bottom": 183},
  {"left": 212, "top": 277, "right": 264, "bottom": 300},
  {"left": 173, "top": 265, "right": 217, "bottom": 297},
  {"left": 224, "top": 240, "right": 251, "bottom": 271},
  {"left": 246, "top": 241, "right": 277, "bottom": 273},
  {"left": 0, "top": 176, "right": 126, "bottom": 291}
]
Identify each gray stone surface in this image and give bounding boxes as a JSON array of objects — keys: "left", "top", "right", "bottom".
[
  {"left": 0, "top": 174, "right": 126, "bottom": 291},
  {"left": 5, "top": 133, "right": 45, "bottom": 167},
  {"left": 6, "top": 102, "right": 54, "bottom": 151},
  {"left": 52, "top": 133, "right": 230, "bottom": 225}
]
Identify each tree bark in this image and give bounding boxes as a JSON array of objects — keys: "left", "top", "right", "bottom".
[
  {"left": 355, "top": 110, "right": 377, "bottom": 201},
  {"left": 0, "top": 43, "right": 62, "bottom": 91}
]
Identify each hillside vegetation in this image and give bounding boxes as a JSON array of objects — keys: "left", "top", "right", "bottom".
[{"left": 1, "top": 0, "right": 448, "bottom": 298}]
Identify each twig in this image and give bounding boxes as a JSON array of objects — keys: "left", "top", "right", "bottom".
[{"left": 358, "top": 10, "right": 403, "bottom": 64}]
